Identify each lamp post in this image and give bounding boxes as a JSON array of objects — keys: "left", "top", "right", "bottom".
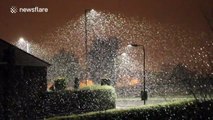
[
  {"left": 85, "top": 9, "right": 98, "bottom": 85},
  {"left": 84, "top": 9, "right": 90, "bottom": 85},
  {"left": 128, "top": 44, "right": 147, "bottom": 105},
  {"left": 18, "top": 37, "right": 30, "bottom": 53}
]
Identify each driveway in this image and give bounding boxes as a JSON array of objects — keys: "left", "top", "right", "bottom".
[{"left": 116, "top": 98, "right": 168, "bottom": 109}]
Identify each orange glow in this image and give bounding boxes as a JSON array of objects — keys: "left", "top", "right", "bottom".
[
  {"left": 116, "top": 76, "right": 140, "bottom": 87},
  {"left": 129, "top": 79, "right": 140, "bottom": 86},
  {"left": 80, "top": 80, "right": 94, "bottom": 88},
  {"left": 47, "top": 82, "right": 54, "bottom": 91}
]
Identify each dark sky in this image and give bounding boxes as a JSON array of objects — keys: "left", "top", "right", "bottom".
[
  {"left": 0, "top": 0, "right": 212, "bottom": 42},
  {"left": 0, "top": 0, "right": 212, "bottom": 72}
]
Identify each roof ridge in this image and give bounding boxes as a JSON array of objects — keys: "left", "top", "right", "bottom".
[{"left": 0, "top": 38, "right": 51, "bottom": 66}]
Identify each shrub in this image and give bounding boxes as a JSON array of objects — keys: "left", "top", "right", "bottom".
[
  {"left": 44, "top": 85, "right": 116, "bottom": 118},
  {"left": 74, "top": 78, "right": 80, "bottom": 90},
  {"left": 54, "top": 78, "right": 66, "bottom": 91},
  {"left": 101, "top": 79, "right": 111, "bottom": 86}
]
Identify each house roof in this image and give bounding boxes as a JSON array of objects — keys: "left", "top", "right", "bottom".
[{"left": 0, "top": 39, "right": 51, "bottom": 67}]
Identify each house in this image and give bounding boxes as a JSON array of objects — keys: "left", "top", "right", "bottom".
[{"left": 0, "top": 39, "right": 50, "bottom": 119}]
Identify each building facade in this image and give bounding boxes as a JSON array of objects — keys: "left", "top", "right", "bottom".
[{"left": 0, "top": 39, "right": 50, "bottom": 119}]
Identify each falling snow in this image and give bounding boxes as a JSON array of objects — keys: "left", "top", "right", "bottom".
[{"left": 16, "top": 10, "right": 212, "bottom": 98}]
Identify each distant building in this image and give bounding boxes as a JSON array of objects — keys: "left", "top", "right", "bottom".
[{"left": 0, "top": 39, "right": 50, "bottom": 119}]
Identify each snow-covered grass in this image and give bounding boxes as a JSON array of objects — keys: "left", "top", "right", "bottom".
[
  {"left": 47, "top": 99, "right": 213, "bottom": 120},
  {"left": 80, "top": 85, "right": 115, "bottom": 91}
]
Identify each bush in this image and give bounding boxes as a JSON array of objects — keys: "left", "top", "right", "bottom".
[
  {"left": 101, "top": 79, "right": 111, "bottom": 86},
  {"left": 54, "top": 78, "right": 66, "bottom": 91},
  {"left": 44, "top": 85, "right": 116, "bottom": 118},
  {"left": 47, "top": 100, "right": 213, "bottom": 120},
  {"left": 74, "top": 78, "right": 80, "bottom": 90}
]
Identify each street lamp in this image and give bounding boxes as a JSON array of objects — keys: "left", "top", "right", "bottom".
[
  {"left": 18, "top": 37, "right": 30, "bottom": 53},
  {"left": 128, "top": 44, "right": 147, "bottom": 105},
  {"left": 85, "top": 9, "right": 95, "bottom": 85},
  {"left": 85, "top": 9, "right": 89, "bottom": 85}
]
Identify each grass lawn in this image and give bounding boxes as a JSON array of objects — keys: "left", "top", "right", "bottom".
[{"left": 46, "top": 99, "right": 213, "bottom": 120}]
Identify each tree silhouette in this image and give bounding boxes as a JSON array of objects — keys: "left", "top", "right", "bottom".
[
  {"left": 88, "top": 37, "right": 119, "bottom": 84},
  {"left": 48, "top": 49, "right": 80, "bottom": 88}
]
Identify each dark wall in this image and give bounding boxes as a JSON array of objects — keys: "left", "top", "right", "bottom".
[
  {"left": 0, "top": 65, "right": 47, "bottom": 119},
  {"left": 0, "top": 40, "right": 49, "bottom": 119},
  {"left": 0, "top": 65, "right": 7, "bottom": 119}
]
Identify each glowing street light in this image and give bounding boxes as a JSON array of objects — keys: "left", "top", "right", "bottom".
[
  {"left": 18, "top": 37, "right": 30, "bottom": 53},
  {"left": 19, "top": 37, "right": 25, "bottom": 42},
  {"left": 128, "top": 44, "right": 147, "bottom": 105},
  {"left": 84, "top": 9, "right": 97, "bottom": 85}
]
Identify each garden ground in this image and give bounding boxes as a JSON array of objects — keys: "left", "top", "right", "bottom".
[{"left": 116, "top": 97, "right": 190, "bottom": 109}]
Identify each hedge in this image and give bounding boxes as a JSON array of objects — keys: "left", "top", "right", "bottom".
[
  {"left": 47, "top": 100, "right": 213, "bottom": 120},
  {"left": 44, "top": 85, "right": 116, "bottom": 118}
]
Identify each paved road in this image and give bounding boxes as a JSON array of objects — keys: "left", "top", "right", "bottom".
[{"left": 116, "top": 98, "right": 168, "bottom": 109}]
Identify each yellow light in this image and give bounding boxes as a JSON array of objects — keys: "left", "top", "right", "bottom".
[
  {"left": 80, "top": 80, "right": 94, "bottom": 88},
  {"left": 130, "top": 79, "right": 140, "bottom": 86},
  {"left": 19, "top": 37, "right": 25, "bottom": 43}
]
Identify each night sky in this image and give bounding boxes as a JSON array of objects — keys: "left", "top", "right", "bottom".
[{"left": 0, "top": 0, "right": 212, "bottom": 72}]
